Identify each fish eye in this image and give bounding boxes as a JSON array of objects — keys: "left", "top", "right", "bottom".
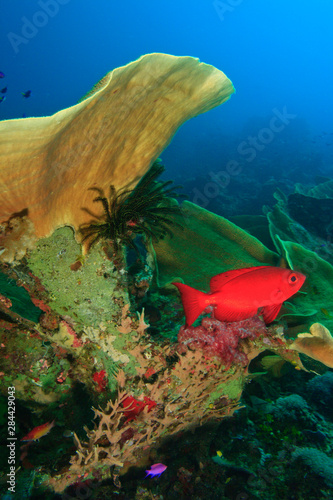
[{"left": 288, "top": 273, "right": 298, "bottom": 284}]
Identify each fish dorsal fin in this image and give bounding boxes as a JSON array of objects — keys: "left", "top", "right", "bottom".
[
  {"left": 262, "top": 303, "right": 282, "bottom": 324},
  {"left": 209, "top": 266, "right": 269, "bottom": 292}
]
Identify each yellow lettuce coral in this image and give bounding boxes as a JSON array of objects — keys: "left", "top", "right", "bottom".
[
  {"left": 290, "top": 323, "right": 333, "bottom": 368},
  {"left": 0, "top": 53, "right": 234, "bottom": 249}
]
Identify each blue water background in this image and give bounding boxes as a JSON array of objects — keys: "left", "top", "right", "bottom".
[{"left": 1, "top": 0, "right": 332, "bottom": 181}]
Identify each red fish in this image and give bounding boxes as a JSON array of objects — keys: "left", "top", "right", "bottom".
[
  {"left": 173, "top": 266, "right": 305, "bottom": 326},
  {"left": 21, "top": 420, "right": 55, "bottom": 442}
]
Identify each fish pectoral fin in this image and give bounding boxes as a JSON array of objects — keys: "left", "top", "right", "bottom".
[{"left": 261, "top": 303, "right": 282, "bottom": 324}]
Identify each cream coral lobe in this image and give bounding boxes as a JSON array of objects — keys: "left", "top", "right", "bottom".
[{"left": 0, "top": 53, "right": 234, "bottom": 261}]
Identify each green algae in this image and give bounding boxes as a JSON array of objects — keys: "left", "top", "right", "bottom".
[
  {"left": 27, "top": 226, "right": 128, "bottom": 328},
  {"left": 26, "top": 226, "right": 159, "bottom": 394},
  {"left": 276, "top": 240, "right": 333, "bottom": 333},
  {"left": 151, "top": 200, "right": 279, "bottom": 289},
  {"left": 0, "top": 271, "right": 41, "bottom": 322},
  {"left": 208, "top": 373, "right": 243, "bottom": 404},
  {"left": 267, "top": 202, "right": 333, "bottom": 267},
  {"left": 0, "top": 226, "right": 145, "bottom": 397}
]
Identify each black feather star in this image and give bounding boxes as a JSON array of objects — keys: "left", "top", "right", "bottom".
[{"left": 79, "top": 160, "right": 184, "bottom": 255}]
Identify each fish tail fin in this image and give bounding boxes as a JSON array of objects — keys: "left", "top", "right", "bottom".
[{"left": 173, "top": 282, "right": 208, "bottom": 326}]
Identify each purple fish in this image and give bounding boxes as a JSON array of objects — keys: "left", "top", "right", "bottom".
[
  {"left": 0, "top": 71, "right": 5, "bottom": 78},
  {"left": 145, "top": 463, "right": 167, "bottom": 478}
]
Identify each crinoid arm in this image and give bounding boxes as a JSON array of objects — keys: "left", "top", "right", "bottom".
[{"left": 78, "top": 160, "right": 184, "bottom": 255}]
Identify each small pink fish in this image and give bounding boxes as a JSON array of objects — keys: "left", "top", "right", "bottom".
[{"left": 145, "top": 463, "right": 167, "bottom": 478}]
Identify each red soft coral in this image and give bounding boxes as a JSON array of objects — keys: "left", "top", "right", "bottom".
[
  {"left": 93, "top": 369, "right": 107, "bottom": 392},
  {"left": 122, "top": 395, "right": 157, "bottom": 422},
  {"left": 178, "top": 315, "right": 266, "bottom": 368}
]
